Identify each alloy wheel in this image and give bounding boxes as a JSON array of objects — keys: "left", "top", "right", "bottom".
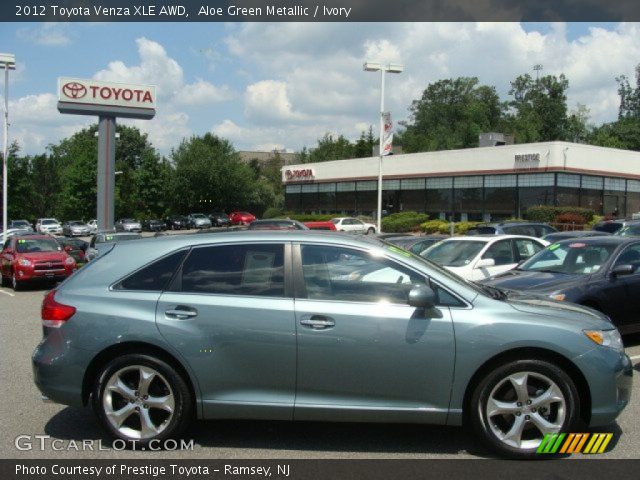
[
  {"left": 484, "top": 371, "right": 566, "bottom": 450},
  {"left": 102, "top": 365, "right": 175, "bottom": 440}
]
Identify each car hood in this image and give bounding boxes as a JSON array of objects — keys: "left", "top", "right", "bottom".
[
  {"left": 19, "top": 251, "right": 66, "bottom": 262},
  {"left": 483, "top": 269, "right": 584, "bottom": 293},
  {"left": 504, "top": 291, "right": 612, "bottom": 329}
]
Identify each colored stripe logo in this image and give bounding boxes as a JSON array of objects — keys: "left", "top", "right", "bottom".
[{"left": 537, "top": 433, "right": 613, "bottom": 454}]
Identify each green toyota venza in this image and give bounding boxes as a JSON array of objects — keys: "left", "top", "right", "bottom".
[{"left": 32, "top": 231, "right": 632, "bottom": 458}]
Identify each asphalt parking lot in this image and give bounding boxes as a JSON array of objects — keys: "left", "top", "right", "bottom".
[{"left": 1, "top": 230, "right": 639, "bottom": 459}]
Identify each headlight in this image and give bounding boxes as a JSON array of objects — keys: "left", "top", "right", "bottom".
[
  {"left": 17, "top": 258, "right": 31, "bottom": 267},
  {"left": 65, "top": 257, "right": 76, "bottom": 266},
  {"left": 584, "top": 329, "right": 624, "bottom": 352},
  {"left": 549, "top": 292, "right": 566, "bottom": 301}
]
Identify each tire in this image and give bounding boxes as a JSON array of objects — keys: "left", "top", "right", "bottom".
[
  {"left": 11, "top": 271, "right": 21, "bottom": 291},
  {"left": 92, "top": 354, "right": 193, "bottom": 448},
  {"left": 367, "top": 227, "right": 375, "bottom": 235},
  {"left": 470, "top": 359, "right": 580, "bottom": 459}
]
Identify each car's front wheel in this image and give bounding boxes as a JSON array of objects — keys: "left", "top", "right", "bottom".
[
  {"left": 93, "top": 354, "right": 193, "bottom": 448},
  {"left": 11, "top": 271, "right": 22, "bottom": 291},
  {"left": 470, "top": 359, "right": 580, "bottom": 459}
]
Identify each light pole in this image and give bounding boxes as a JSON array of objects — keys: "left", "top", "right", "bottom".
[
  {"left": 1, "top": 53, "right": 15, "bottom": 244},
  {"left": 363, "top": 62, "right": 403, "bottom": 233}
]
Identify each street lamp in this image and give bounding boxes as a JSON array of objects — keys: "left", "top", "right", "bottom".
[
  {"left": 363, "top": 61, "right": 403, "bottom": 233},
  {"left": 1, "top": 53, "right": 15, "bottom": 244}
]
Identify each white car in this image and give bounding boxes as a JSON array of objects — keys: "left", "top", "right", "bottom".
[
  {"left": 331, "top": 217, "right": 376, "bottom": 234},
  {"left": 87, "top": 219, "right": 98, "bottom": 234},
  {"left": 36, "top": 218, "right": 63, "bottom": 235},
  {"left": 421, "top": 235, "right": 549, "bottom": 281}
]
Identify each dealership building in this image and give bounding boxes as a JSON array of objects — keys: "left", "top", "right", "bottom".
[{"left": 282, "top": 141, "right": 640, "bottom": 221}]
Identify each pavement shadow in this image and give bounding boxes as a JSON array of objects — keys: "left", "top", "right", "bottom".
[{"left": 44, "top": 407, "right": 493, "bottom": 457}]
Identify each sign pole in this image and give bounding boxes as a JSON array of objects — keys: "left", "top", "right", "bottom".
[{"left": 97, "top": 116, "right": 116, "bottom": 231}]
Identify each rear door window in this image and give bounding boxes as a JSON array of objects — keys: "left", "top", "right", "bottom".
[{"left": 178, "top": 244, "right": 285, "bottom": 297}]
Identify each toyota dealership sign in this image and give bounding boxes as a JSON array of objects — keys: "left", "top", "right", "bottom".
[{"left": 57, "top": 77, "right": 156, "bottom": 119}]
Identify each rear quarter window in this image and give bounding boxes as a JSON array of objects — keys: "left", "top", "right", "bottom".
[{"left": 114, "top": 250, "right": 187, "bottom": 291}]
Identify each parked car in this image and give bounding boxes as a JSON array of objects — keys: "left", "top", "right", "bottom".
[
  {"left": 2, "top": 228, "right": 37, "bottom": 238},
  {"left": 36, "top": 218, "right": 63, "bottom": 235},
  {"left": 482, "top": 236, "right": 640, "bottom": 334},
  {"left": 592, "top": 218, "right": 632, "bottom": 234},
  {"left": 87, "top": 219, "right": 98, "bottom": 234},
  {"left": 421, "top": 235, "right": 548, "bottom": 281},
  {"left": 304, "top": 221, "right": 337, "bottom": 231},
  {"left": 56, "top": 238, "right": 88, "bottom": 264},
  {"left": 142, "top": 219, "right": 165, "bottom": 232},
  {"left": 208, "top": 211, "right": 231, "bottom": 227},
  {"left": 385, "top": 234, "right": 449, "bottom": 255},
  {"left": 467, "top": 222, "right": 557, "bottom": 238},
  {"left": 62, "top": 220, "right": 91, "bottom": 237},
  {"left": 187, "top": 213, "right": 212, "bottom": 229},
  {"left": 115, "top": 219, "right": 142, "bottom": 233},
  {"left": 32, "top": 231, "right": 631, "bottom": 458},
  {"left": 1, "top": 234, "right": 76, "bottom": 290},
  {"left": 331, "top": 217, "right": 377, "bottom": 234},
  {"left": 85, "top": 232, "right": 143, "bottom": 262},
  {"left": 9, "top": 219, "right": 35, "bottom": 232},
  {"left": 614, "top": 219, "right": 640, "bottom": 238},
  {"left": 229, "top": 211, "right": 256, "bottom": 225},
  {"left": 165, "top": 215, "right": 188, "bottom": 230},
  {"left": 542, "top": 230, "right": 611, "bottom": 243},
  {"left": 248, "top": 219, "right": 309, "bottom": 230}
]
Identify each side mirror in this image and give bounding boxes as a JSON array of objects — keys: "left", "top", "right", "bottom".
[
  {"left": 475, "top": 258, "right": 496, "bottom": 269},
  {"left": 64, "top": 245, "right": 73, "bottom": 252},
  {"left": 611, "top": 264, "right": 635, "bottom": 277},
  {"left": 408, "top": 285, "right": 437, "bottom": 309}
]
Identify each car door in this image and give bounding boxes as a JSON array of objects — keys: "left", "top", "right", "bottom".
[
  {"left": 292, "top": 242, "right": 455, "bottom": 424},
  {"left": 155, "top": 242, "right": 297, "bottom": 420},
  {"left": 473, "top": 239, "right": 517, "bottom": 281},
  {"left": 604, "top": 242, "right": 640, "bottom": 331}
]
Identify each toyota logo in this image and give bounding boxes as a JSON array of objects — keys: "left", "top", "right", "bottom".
[{"left": 62, "top": 82, "right": 87, "bottom": 99}]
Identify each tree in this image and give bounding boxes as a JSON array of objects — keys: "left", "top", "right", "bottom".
[
  {"left": 506, "top": 73, "right": 570, "bottom": 142},
  {"left": 616, "top": 64, "right": 640, "bottom": 119},
  {"left": 399, "top": 77, "right": 504, "bottom": 153},
  {"left": 170, "top": 133, "right": 258, "bottom": 213}
]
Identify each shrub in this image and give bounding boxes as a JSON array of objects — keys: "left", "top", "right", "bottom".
[
  {"left": 525, "top": 206, "right": 594, "bottom": 223},
  {"left": 455, "top": 221, "right": 480, "bottom": 234},
  {"left": 262, "top": 207, "right": 283, "bottom": 219},
  {"left": 554, "top": 213, "right": 586, "bottom": 227},
  {"left": 586, "top": 215, "right": 604, "bottom": 230},
  {"left": 382, "top": 211, "right": 429, "bottom": 233},
  {"left": 421, "top": 219, "right": 450, "bottom": 234}
]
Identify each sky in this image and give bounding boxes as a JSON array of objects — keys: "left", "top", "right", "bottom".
[{"left": 1, "top": 21, "right": 639, "bottom": 156}]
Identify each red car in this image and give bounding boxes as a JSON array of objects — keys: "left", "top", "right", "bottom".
[
  {"left": 228, "top": 211, "right": 256, "bottom": 225},
  {"left": 1, "top": 235, "right": 77, "bottom": 290},
  {"left": 304, "top": 221, "right": 337, "bottom": 231}
]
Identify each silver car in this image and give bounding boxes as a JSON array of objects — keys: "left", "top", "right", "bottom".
[
  {"left": 63, "top": 220, "right": 91, "bottom": 237},
  {"left": 187, "top": 213, "right": 212, "bottom": 229},
  {"left": 115, "top": 218, "right": 142, "bottom": 233},
  {"left": 32, "top": 232, "right": 632, "bottom": 458}
]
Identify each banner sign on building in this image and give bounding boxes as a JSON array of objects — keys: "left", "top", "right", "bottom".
[
  {"left": 381, "top": 112, "right": 393, "bottom": 156},
  {"left": 57, "top": 77, "right": 156, "bottom": 119}
]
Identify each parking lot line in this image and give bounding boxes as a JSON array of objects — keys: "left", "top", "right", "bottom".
[{"left": 0, "top": 288, "right": 15, "bottom": 297}]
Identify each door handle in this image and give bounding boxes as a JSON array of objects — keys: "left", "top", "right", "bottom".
[
  {"left": 300, "top": 315, "right": 335, "bottom": 330},
  {"left": 165, "top": 306, "right": 198, "bottom": 320}
]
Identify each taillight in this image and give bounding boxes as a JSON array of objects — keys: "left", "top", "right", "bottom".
[{"left": 41, "top": 290, "right": 76, "bottom": 328}]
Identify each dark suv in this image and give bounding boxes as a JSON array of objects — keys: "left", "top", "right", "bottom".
[
  {"left": 467, "top": 222, "right": 557, "bottom": 238},
  {"left": 593, "top": 218, "right": 635, "bottom": 234},
  {"left": 614, "top": 219, "right": 640, "bottom": 237}
]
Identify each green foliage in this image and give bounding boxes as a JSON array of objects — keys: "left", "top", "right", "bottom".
[
  {"left": 455, "top": 221, "right": 480, "bottom": 234},
  {"left": 400, "top": 77, "right": 504, "bottom": 153},
  {"left": 381, "top": 211, "right": 429, "bottom": 232},
  {"left": 587, "top": 215, "right": 604, "bottom": 229},
  {"left": 262, "top": 207, "right": 284, "bottom": 219},
  {"left": 297, "top": 128, "right": 376, "bottom": 163},
  {"left": 421, "top": 220, "right": 451, "bottom": 234},
  {"left": 524, "top": 206, "right": 594, "bottom": 223}
]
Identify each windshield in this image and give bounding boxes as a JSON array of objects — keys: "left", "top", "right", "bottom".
[
  {"left": 519, "top": 242, "right": 617, "bottom": 275},
  {"left": 69, "top": 221, "right": 84, "bottom": 226},
  {"left": 16, "top": 238, "right": 61, "bottom": 253},
  {"left": 13, "top": 220, "right": 31, "bottom": 226},
  {"left": 330, "top": 219, "right": 340, "bottom": 224},
  {"left": 615, "top": 225, "right": 640, "bottom": 237},
  {"left": 421, "top": 240, "right": 486, "bottom": 267},
  {"left": 42, "top": 219, "right": 57, "bottom": 225}
]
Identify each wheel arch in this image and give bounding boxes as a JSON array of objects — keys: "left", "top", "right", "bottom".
[
  {"left": 461, "top": 347, "right": 591, "bottom": 427},
  {"left": 82, "top": 341, "right": 199, "bottom": 415}
]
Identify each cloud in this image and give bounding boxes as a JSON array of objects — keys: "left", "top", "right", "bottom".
[
  {"left": 244, "top": 80, "right": 304, "bottom": 122},
  {"left": 17, "top": 23, "right": 72, "bottom": 46},
  {"left": 177, "top": 79, "right": 233, "bottom": 106}
]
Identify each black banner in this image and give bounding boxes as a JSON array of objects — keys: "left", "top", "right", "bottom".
[
  {"left": 3, "top": 0, "right": 640, "bottom": 22},
  {"left": 3, "top": 459, "right": 640, "bottom": 480}
]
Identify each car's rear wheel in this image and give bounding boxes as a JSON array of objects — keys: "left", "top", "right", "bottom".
[
  {"left": 93, "top": 354, "right": 193, "bottom": 448},
  {"left": 470, "top": 359, "right": 579, "bottom": 459}
]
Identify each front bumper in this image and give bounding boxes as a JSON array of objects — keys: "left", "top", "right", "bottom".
[
  {"left": 15, "top": 265, "right": 74, "bottom": 283},
  {"left": 572, "top": 347, "right": 633, "bottom": 427}
]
